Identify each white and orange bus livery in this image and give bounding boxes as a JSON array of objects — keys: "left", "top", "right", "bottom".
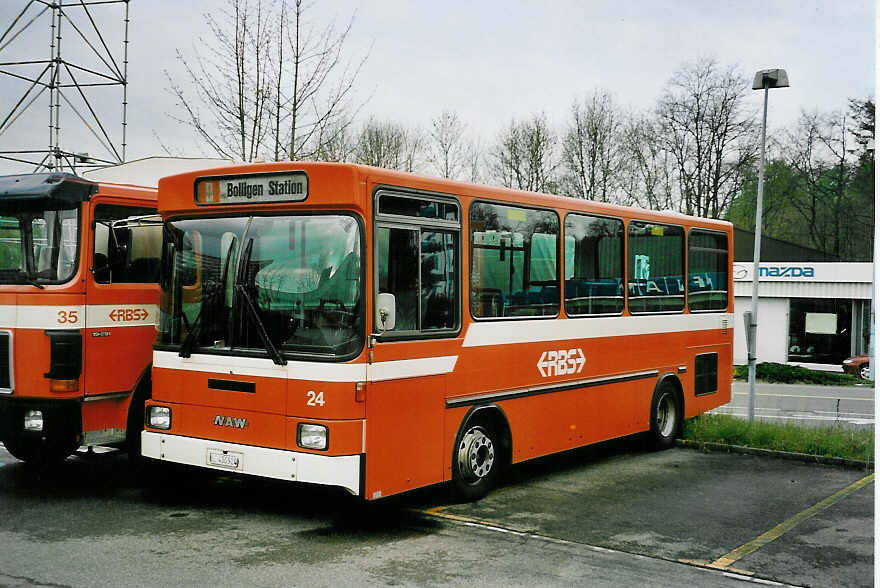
[
  {"left": 144, "top": 162, "right": 731, "bottom": 500},
  {"left": 0, "top": 173, "right": 160, "bottom": 463}
]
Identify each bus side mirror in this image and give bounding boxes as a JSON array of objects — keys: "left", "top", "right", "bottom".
[{"left": 376, "top": 292, "right": 396, "bottom": 331}]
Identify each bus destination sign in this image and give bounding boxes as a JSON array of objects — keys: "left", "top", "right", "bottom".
[{"left": 195, "top": 171, "right": 308, "bottom": 205}]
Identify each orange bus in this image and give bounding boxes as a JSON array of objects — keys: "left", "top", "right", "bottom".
[
  {"left": 143, "top": 162, "right": 732, "bottom": 500},
  {"left": 0, "top": 173, "right": 160, "bottom": 464}
]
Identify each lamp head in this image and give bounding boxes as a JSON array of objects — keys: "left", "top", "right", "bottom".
[{"left": 752, "top": 69, "right": 790, "bottom": 90}]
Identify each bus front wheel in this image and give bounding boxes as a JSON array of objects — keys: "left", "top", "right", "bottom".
[
  {"left": 452, "top": 419, "right": 501, "bottom": 501},
  {"left": 649, "top": 382, "right": 682, "bottom": 450}
]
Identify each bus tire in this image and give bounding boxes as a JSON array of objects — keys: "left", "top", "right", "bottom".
[
  {"left": 649, "top": 381, "right": 681, "bottom": 450},
  {"left": 3, "top": 437, "right": 76, "bottom": 465},
  {"left": 126, "top": 370, "right": 152, "bottom": 464},
  {"left": 451, "top": 417, "right": 502, "bottom": 502}
]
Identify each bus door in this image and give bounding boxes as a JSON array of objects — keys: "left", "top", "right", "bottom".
[
  {"left": 366, "top": 191, "right": 461, "bottom": 499},
  {"left": 83, "top": 202, "right": 160, "bottom": 443}
]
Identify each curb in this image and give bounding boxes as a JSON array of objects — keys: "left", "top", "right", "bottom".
[{"left": 676, "top": 439, "right": 874, "bottom": 471}]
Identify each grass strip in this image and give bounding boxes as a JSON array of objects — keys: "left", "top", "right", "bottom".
[
  {"left": 732, "top": 362, "right": 868, "bottom": 386},
  {"left": 683, "top": 413, "right": 874, "bottom": 462}
]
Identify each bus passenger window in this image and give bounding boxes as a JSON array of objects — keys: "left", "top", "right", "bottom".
[
  {"left": 627, "top": 221, "right": 684, "bottom": 313},
  {"left": 469, "top": 202, "right": 558, "bottom": 319},
  {"left": 564, "top": 214, "right": 624, "bottom": 316},
  {"left": 688, "top": 230, "right": 728, "bottom": 311}
]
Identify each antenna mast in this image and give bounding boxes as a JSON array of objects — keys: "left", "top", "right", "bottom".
[{"left": 0, "top": 0, "right": 130, "bottom": 173}]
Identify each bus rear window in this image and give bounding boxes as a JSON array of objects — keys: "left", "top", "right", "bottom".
[{"left": 688, "top": 230, "right": 728, "bottom": 312}]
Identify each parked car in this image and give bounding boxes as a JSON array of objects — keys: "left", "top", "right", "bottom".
[{"left": 842, "top": 355, "right": 871, "bottom": 380}]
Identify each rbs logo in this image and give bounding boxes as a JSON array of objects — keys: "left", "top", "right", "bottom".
[
  {"left": 109, "top": 307, "right": 150, "bottom": 322},
  {"left": 537, "top": 348, "right": 586, "bottom": 378}
]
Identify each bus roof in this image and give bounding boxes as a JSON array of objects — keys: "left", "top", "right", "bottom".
[
  {"left": 157, "top": 161, "right": 731, "bottom": 231},
  {"left": 0, "top": 172, "right": 97, "bottom": 203}
]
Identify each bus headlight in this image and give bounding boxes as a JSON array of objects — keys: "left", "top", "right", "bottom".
[
  {"left": 148, "top": 406, "right": 172, "bottom": 430},
  {"left": 23, "top": 410, "right": 43, "bottom": 431},
  {"left": 297, "top": 423, "right": 328, "bottom": 450}
]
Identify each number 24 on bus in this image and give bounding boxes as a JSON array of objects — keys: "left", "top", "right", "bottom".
[{"left": 143, "top": 162, "right": 732, "bottom": 501}]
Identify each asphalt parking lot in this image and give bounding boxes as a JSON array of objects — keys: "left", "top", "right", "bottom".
[
  {"left": 419, "top": 439, "right": 873, "bottom": 587},
  {"left": 0, "top": 438, "right": 873, "bottom": 587}
]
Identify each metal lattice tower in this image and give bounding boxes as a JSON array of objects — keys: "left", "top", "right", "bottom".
[{"left": 0, "top": 0, "right": 130, "bottom": 173}]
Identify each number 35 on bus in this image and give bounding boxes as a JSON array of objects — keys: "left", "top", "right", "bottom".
[{"left": 143, "top": 162, "right": 732, "bottom": 501}]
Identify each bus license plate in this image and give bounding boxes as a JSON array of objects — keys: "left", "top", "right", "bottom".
[{"left": 207, "top": 449, "right": 242, "bottom": 470}]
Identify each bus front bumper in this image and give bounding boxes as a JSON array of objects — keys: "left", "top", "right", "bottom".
[{"left": 141, "top": 431, "right": 362, "bottom": 496}]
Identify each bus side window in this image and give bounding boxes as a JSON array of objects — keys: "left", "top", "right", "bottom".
[
  {"left": 93, "top": 204, "right": 159, "bottom": 284},
  {"left": 564, "top": 213, "right": 624, "bottom": 316},
  {"left": 469, "top": 202, "right": 559, "bottom": 319},
  {"left": 688, "top": 230, "right": 728, "bottom": 312},
  {"left": 627, "top": 221, "right": 684, "bottom": 313},
  {"left": 375, "top": 192, "right": 461, "bottom": 336},
  {"left": 377, "top": 227, "right": 420, "bottom": 332}
]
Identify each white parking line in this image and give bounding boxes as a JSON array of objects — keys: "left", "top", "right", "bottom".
[
  {"left": 714, "top": 406, "right": 874, "bottom": 418},
  {"left": 731, "top": 392, "right": 874, "bottom": 402},
  {"left": 710, "top": 409, "right": 874, "bottom": 425}
]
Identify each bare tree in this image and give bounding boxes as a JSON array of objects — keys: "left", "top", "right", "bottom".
[
  {"left": 274, "top": 0, "right": 368, "bottom": 161},
  {"left": 167, "top": 0, "right": 274, "bottom": 161},
  {"left": 426, "top": 110, "right": 470, "bottom": 179},
  {"left": 559, "top": 91, "right": 624, "bottom": 202},
  {"left": 354, "top": 118, "right": 424, "bottom": 172},
  {"left": 168, "top": 0, "right": 367, "bottom": 163},
  {"left": 656, "top": 58, "right": 757, "bottom": 218},
  {"left": 618, "top": 113, "right": 678, "bottom": 210},
  {"left": 490, "top": 113, "right": 557, "bottom": 193},
  {"left": 784, "top": 110, "right": 855, "bottom": 257},
  {"left": 465, "top": 138, "right": 485, "bottom": 184},
  {"left": 313, "top": 119, "right": 358, "bottom": 162}
]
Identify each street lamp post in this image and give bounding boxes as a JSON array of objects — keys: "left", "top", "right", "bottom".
[{"left": 747, "top": 68, "right": 789, "bottom": 422}]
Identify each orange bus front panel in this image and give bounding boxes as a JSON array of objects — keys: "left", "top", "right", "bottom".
[
  {"left": 147, "top": 401, "right": 288, "bottom": 449},
  {"left": 152, "top": 365, "right": 288, "bottom": 414}
]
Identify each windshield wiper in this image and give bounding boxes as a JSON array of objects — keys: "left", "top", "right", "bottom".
[
  {"left": 16, "top": 270, "right": 44, "bottom": 289},
  {"left": 232, "top": 236, "right": 286, "bottom": 366},
  {"left": 236, "top": 284, "right": 287, "bottom": 366},
  {"left": 178, "top": 305, "right": 203, "bottom": 358}
]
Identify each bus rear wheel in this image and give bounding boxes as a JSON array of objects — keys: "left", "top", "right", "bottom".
[
  {"left": 452, "top": 420, "right": 501, "bottom": 501},
  {"left": 649, "top": 383, "right": 681, "bottom": 450}
]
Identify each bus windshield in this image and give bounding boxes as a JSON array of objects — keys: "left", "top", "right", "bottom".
[
  {"left": 0, "top": 204, "right": 79, "bottom": 285},
  {"left": 159, "top": 214, "right": 363, "bottom": 360}
]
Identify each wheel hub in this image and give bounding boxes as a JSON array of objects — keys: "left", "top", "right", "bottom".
[
  {"left": 458, "top": 426, "right": 495, "bottom": 482},
  {"left": 656, "top": 392, "right": 675, "bottom": 438}
]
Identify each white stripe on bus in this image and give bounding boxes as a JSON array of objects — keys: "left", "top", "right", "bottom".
[
  {"left": 0, "top": 304, "right": 158, "bottom": 330},
  {"left": 153, "top": 350, "right": 459, "bottom": 383},
  {"left": 462, "top": 313, "right": 733, "bottom": 347}
]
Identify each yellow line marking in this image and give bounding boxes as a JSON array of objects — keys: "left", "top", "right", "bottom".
[
  {"left": 419, "top": 505, "right": 525, "bottom": 530},
  {"left": 709, "top": 472, "right": 875, "bottom": 570}
]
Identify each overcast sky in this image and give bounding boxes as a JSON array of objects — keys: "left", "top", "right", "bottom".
[{"left": 0, "top": 0, "right": 874, "bottom": 171}]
